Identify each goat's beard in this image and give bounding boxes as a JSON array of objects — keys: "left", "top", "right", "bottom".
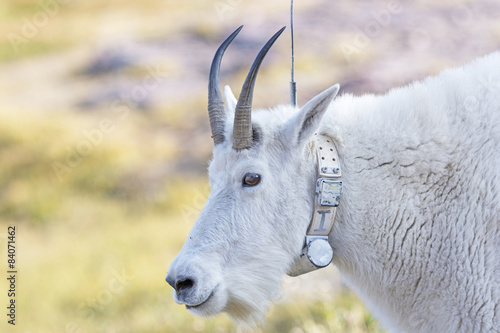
[{"left": 222, "top": 250, "right": 291, "bottom": 327}]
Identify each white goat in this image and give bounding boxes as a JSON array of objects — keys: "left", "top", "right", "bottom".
[{"left": 166, "top": 26, "right": 500, "bottom": 332}]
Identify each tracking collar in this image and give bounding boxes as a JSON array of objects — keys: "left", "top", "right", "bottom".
[{"left": 287, "top": 134, "right": 342, "bottom": 277}]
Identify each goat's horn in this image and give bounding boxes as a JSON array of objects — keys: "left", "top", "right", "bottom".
[
  {"left": 208, "top": 26, "right": 243, "bottom": 145},
  {"left": 233, "top": 26, "right": 286, "bottom": 150}
]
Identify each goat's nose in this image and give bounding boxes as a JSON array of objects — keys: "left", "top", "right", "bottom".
[
  {"left": 165, "top": 274, "right": 175, "bottom": 289},
  {"left": 166, "top": 273, "right": 196, "bottom": 294}
]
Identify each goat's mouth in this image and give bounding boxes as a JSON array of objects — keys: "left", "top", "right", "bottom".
[{"left": 185, "top": 285, "right": 218, "bottom": 310}]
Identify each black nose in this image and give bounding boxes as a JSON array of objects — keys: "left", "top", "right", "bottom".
[
  {"left": 165, "top": 274, "right": 195, "bottom": 294},
  {"left": 175, "top": 277, "right": 195, "bottom": 293}
]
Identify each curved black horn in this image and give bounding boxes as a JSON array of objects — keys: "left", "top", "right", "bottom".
[
  {"left": 208, "top": 26, "right": 243, "bottom": 145},
  {"left": 233, "top": 26, "right": 286, "bottom": 150}
]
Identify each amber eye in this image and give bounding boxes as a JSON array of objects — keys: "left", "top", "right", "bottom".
[{"left": 242, "top": 173, "right": 261, "bottom": 187}]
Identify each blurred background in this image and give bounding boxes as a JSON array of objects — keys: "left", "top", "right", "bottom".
[{"left": 0, "top": 0, "right": 499, "bottom": 332}]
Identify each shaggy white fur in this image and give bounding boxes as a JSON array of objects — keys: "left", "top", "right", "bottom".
[{"left": 167, "top": 51, "right": 500, "bottom": 332}]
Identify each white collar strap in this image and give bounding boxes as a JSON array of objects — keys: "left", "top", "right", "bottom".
[{"left": 287, "top": 134, "right": 342, "bottom": 277}]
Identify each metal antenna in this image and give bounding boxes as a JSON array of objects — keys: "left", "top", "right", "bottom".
[{"left": 290, "top": 0, "right": 297, "bottom": 107}]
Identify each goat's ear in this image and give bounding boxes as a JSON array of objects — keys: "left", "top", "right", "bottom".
[
  {"left": 224, "top": 85, "right": 237, "bottom": 117},
  {"left": 283, "top": 84, "right": 339, "bottom": 147}
]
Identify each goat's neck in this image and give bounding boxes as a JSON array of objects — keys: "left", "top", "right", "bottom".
[{"left": 323, "top": 90, "right": 458, "bottom": 330}]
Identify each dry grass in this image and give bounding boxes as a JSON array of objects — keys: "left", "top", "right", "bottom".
[{"left": 0, "top": 109, "right": 383, "bottom": 332}]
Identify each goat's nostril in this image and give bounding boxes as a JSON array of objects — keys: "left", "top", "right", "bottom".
[
  {"left": 165, "top": 273, "right": 196, "bottom": 293},
  {"left": 175, "top": 278, "right": 195, "bottom": 293}
]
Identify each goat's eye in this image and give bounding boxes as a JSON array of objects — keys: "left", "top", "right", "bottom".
[{"left": 243, "top": 173, "right": 261, "bottom": 187}]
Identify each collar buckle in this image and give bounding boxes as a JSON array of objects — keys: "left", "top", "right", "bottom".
[{"left": 316, "top": 178, "right": 342, "bottom": 207}]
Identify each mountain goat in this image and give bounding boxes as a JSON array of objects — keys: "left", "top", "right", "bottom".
[{"left": 166, "top": 26, "right": 500, "bottom": 332}]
